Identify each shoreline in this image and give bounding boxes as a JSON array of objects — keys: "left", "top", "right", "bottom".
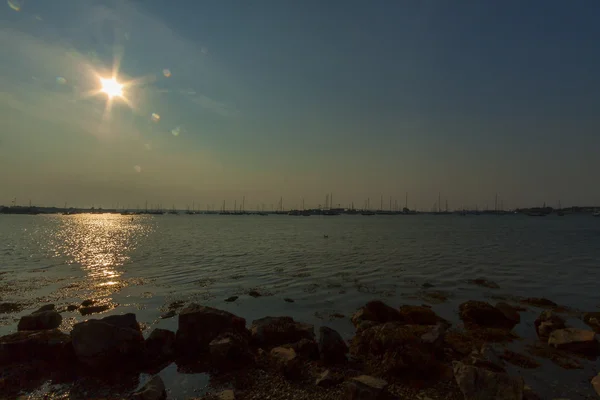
[{"left": 1, "top": 284, "right": 600, "bottom": 399}]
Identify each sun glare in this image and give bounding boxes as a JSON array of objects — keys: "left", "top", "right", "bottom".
[{"left": 100, "top": 78, "right": 123, "bottom": 98}]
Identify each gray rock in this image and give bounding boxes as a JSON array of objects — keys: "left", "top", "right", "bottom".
[
  {"left": 176, "top": 304, "right": 246, "bottom": 355},
  {"left": 548, "top": 328, "right": 599, "bottom": 356},
  {"left": 17, "top": 310, "right": 62, "bottom": 331},
  {"left": 534, "top": 310, "right": 565, "bottom": 341},
  {"left": 250, "top": 316, "right": 314, "bottom": 347},
  {"left": 71, "top": 313, "right": 144, "bottom": 368},
  {"left": 453, "top": 361, "right": 524, "bottom": 400},
  {"left": 0, "top": 329, "right": 72, "bottom": 365},
  {"left": 145, "top": 328, "right": 175, "bottom": 363},
  {"left": 345, "top": 375, "right": 388, "bottom": 400},
  {"left": 131, "top": 375, "right": 166, "bottom": 400},
  {"left": 319, "top": 326, "right": 348, "bottom": 364}
]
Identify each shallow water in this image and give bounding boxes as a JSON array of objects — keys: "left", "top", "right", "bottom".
[{"left": 1, "top": 214, "right": 599, "bottom": 398}]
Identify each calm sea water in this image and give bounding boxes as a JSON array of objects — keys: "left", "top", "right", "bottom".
[{"left": 1, "top": 214, "right": 599, "bottom": 398}]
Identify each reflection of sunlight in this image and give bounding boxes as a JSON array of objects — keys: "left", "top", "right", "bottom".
[{"left": 100, "top": 77, "right": 123, "bottom": 98}]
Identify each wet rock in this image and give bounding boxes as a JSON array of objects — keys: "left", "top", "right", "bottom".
[
  {"left": 318, "top": 326, "right": 348, "bottom": 364},
  {"left": 499, "top": 350, "right": 540, "bottom": 369},
  {"left": 459, "top": 301, "right": 517, "bottom": 330},
  {"left": 160, "top": 310, "right": 176, "bottom": 319},
  {"left": 525, "top": 342, "right": 583, "bottom": 370},
  {"left": 453, "top": 361, "right": 524, "bottom": 400},
  {"left": 350, "top": 322, "right": 438, "bottom": 377},
  {"left": 35, "top": 304, "right": 56, "bottom": 313},
  {"left": 224, "top": 296, "right": 238, "bottom": 302},
  {"left": 284, "top": 298, "right": 294, "bottom": 303},
  {"left": 591, "top": 373, "right": 600, "bottom": 397},
  {"left": 176, "top": 304, "right": 247, "bottom": 355},
  {"left": 398, "top": 305, "right": 446, "bottom": 326},
  {"left": 422, "top": 282, "right": 435, "bottom": 288},
  {"left": 250, "top": 316, "right": 314, "bottom": 347},
  {"left": 534, "top": 310, "right": 565, "bottom": 341},
  {"left": 0, "top": 302, "right": 22, "bottom": 314},
  {"left": 169, "top": 301, "right": 185, "bottom": 310},
  {"left": 81, "top": 299, "right": 96, "bottom": 307},
  {"left": 292, "top": 338, "right": 319, "bottom": 360},
  {"left": 465, "top": 344, "right": 505, "bottom": 372},
  {"left": 521, "top": 297, "right": 558, "bottom": 308},
  {"left": 583, "top": 312, "right": 600, "bottom": 333},
  {"left": 420, "top": 323, "right": 448, "bottom": 354},
  {"left": 66, "top": 304, "right": 79, "bottom": 312},
  {"left": 548, "top": 328, "right": 599, "bottom": 356},
  {"left": 131, "top": 375, "right": 166, "bottom": 400},
  {"left": 79, "top": 303, "right": 114, "bottom": 316},
  {"left": 71, "top": 313, "right": 144, "bottom": 368},
  {"left": 17, "top": 310, "right": 62, "bottom": 331},
  {"left": 270, "top": 347, "right": 299, "bottom": 378},
  {"left": 145, "top": 328, "right": 176, "bottom": 364},
  {"left": 495, "top": 302, "right": 521, "bottom": 326},
  {"left": 0, "top": 329, "right": 73, "bottom": 365},
  {"left": 351, "top": 300, "right": 402, "bottom": 328},
  {"left": 218, "top": 390, "right": 235, "bottom": 400},
  {"left": 345, "top": 375, "right": 387, "bottom": 400},
  {"left": 209, "top": 332, "right": 251, "bottom": 368},
  {"left": 468, "top": 278, "right": 500, "bottom": 289},
  {"left": 248, "top": 290, "right": 262, "bottom": 298},
  {"left": 315, "top": 369, "right": 338, "bottom": 387}
]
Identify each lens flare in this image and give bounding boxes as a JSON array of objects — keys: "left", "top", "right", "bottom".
[{"left": 100, "top": 78, "right": 123, "bottom": 98}]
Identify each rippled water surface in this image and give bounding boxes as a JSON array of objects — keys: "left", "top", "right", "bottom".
[{"left": 1, "top": 214, "right": 599, "bottom": 398}]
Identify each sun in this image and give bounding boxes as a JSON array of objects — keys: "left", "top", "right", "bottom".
[{"left": 100, "top": 78, "right": 123, "bottom": 98}]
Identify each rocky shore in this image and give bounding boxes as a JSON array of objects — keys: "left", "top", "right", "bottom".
[{"left": 1, "top": 294, "right": 600, "bottom": 399}]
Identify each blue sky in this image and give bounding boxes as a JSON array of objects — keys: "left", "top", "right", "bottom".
[{"left": 1, "top": 0, "right": 599, "bottom": 210}]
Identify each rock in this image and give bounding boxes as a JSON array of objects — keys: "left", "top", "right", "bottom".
[
  {"left": 459, "top": 301, "right": 517, "bottom": 330},
  {"left": 398, "top": 305, "right": 445, "bottom": 325},
  {"left": 495, "top": 303, "right": 521, "bottom": 326},
  {"left": 66, "top": 304, "right": 79, "bottom": 312},
  {"left": 160, "top": 310, "right": 176, "bottom": 319},
  {"left": 318, "top": 326, "right": 348, "bottom": 364},
  {"left": 521, "top": 297, "right": 558, "bottom": 308},
  {"left": 465, "top": 344, "right": 505, "bottom": 372},
  {"left": 422, "top": 282, "right": 435, "bottom": 288},
  {"left": 250, "top": 316, "right": 314, "bottom": 347},
  {"left": 209, "top": 332, "right": 250, "bottom": 367},
  {"left": 270, "top": 347, "right": 299, "bottom": 378},
  {"left": 81, "top": 299, "right": 96, "bottom": 307},
  {"left": 131, "top": 375, "right": 166, "bottom": 400},
  {"left": 0, "top": 329, "right": 73, "bottom": 365},
  {"left": 0, "top": 302, "right": 22, "bottom": 314},
  {"left": 420, "top": 322, "right": 448, "bottom": 350},
  {"left": 583, "top": 312, "right": 600, "bottom": 333},
  {"left": 35, "top": 304, "right": 56, "bottom": 313},
  {"left": 224, "top": 296, "right": 238, "bottom": 302},
  {"left": 468, "top": 278, "right": 500, "bottom": 289},
  {"left": 71, "top": 313, "right": 144, "bottom": 368},
  {"left": 176, "top": 304, "right": 247, "bottom": 355},
  {"left": 248, "top": 290, "right": 261, "bottom": 298},
  {"left": 315, "top": 369, "right": 337, "bottom": 387},
  {"left": 145, "top": 328, "right": 176, "bottom": 364},
  {"left": 453, "top": 361, "right": 524, "bottom": 400},
  {"left": 168, "top": 300, "right": 185, "bottom": 310},
  {"left": 345, "top": 375, "right": 387, "bottom": 400},
  {"left": 591, "top": 373, "right": 600, "bottom": 397},
  {"left": 293, "top": 338, "right": 319, "bottom": 360},
  {"left": 548, "top": 328, "right": 599, "bottom": 356},
  {"left": 534, "top": 310, "right": 565, "bottom": 341},
  {"left": 351, "top": 300, "right": 402, "bottom": 328},
  {"left": 79, "top": 304, "right": 113, "bottom": 316},
  {"left": 17, "top": 310, "right": 62, "bottom": 331},
  {"left": 284, "top": 298, "right": 294, "bottom": 303},
  {"left": 218, "top": 390, "right": 235, "bottom": 400},
  {"left": 499, "top": 350, "right": 540, "bottom": 369}
]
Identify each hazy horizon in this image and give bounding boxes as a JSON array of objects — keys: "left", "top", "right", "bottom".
[{"left": 1, "top": 0, "right": 599, "bottom": 210}]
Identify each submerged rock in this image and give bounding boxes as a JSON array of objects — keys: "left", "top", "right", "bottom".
[
  {"left": 284, "top": 298, "right": 295, "bottom": 303},
  {"left": 345, "top": 375, "right": 387, "bottom": 400},
  {"left": 534, "top": 310, "right": 565, "bottom": 341},
  {"left": 0, "top": 329, "right": 73, "bottom": 365},
  {"left": 583, "top": 312, "right": 600, "bottom": 333},
  {"left": 250, "top": 316, "right": 314, "bottom": 347},
  {"left": 248, "top": 290, "right": 262, "bottom": 298},
  {"left": 318, "top": 326, "right": 348, "bottom": 364},
  {"left": 160, "top": 310, "right": 176, "bottom": 319},
  {"left": 131, "top": 375, "right": 166, "bottom": 400},
  {"left": 453, "top": 361, "right": 524, "bottom": 400},
  {"left": 459, "top": 301, "right": 517, "bottom": 330},
  {"left": 351, "top": 300, "right": 402, "bottom": 328},
  {"left": 548, "top": 328, "right": 599, "bottom": 356},
  {"left": 468, "top": 278, "right": 500, "bottom": 289},
  {"left": 145, "top": 328, "right": 176, "bottom": 364},
  {"left": 79, "top": 303, "right": 114, "bottom": 316},
  {"left": 224, "top": 296, "right": 238, "bottom": 302},
  {"left": 17, "top": 310, "right": 62, "bottom": 331},
  {"left": 0, "top": 302, "right": 22, "bottom": 314},
  {"left": 521, "top": 297, "right": 558, "bottom": 308},
  {"left": 71, "top": 313, "right": 144, "bottom": 368},
  {"left": 176, "top": 304, "right": 247, "bottom": 355}
]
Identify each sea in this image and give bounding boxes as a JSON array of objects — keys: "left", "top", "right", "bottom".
[{"left": 1, "top": 214, "right": 599, "bottom": 399}]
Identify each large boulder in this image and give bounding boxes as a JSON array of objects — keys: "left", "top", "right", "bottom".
[
  {"left": 583, "top": 312, "right": 600, "bottom": 333},
  {"left": 459, "top": 301, "right": 517, "bottom": 330},
  {"left": 144, "top": 328, "right": 176, "bottom": 365},
  {"left": 495, "top": 303, "right": 521, "bottom": 326},
  {"left": 209, "top": 331, "right": 251, "bottom": 368},
  {"left": 344, "top": 375, "right": 388, "bottom": 400},
  {"left": 318, "top": 326, "right": 348, "bottom": 364},
  {"left": 17, "top": 310, "right": 62, "bottom": 331},
  {"left": 464, "top": 344, "right": 505, "bottom": 373},
  {"left": 71, "top": 313, "right": 144, "bottom": 368},
  {"left": 269, "top": 346, "right": 300, "bottom": 378},
  {"left": 534, "top": 310, "right": 565, "bottom": 341},
  {"left": 453, "top": 361, "right": 524, "bottom": 400},
  {"left": 176, "top": 304, "right": 246, "bottom": 355},
  {"left": 548, "top": 328, "right": 599, "bottom": 356},
  {"left": 131, "top": 375, "right": 166, "bottom": 400},
  {"left": 351, "top": 301, "right": 402, "bottom": 329},
  {"left": 250, "top": 316, "right": 314, "bottom": 347},
  {"left": 0, "top": 329, "right": 73, "bottom": 365}
]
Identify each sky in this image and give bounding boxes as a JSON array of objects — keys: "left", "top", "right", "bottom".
[{"left": 1, "top": 0, "right": 599, "bottom": 211}]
